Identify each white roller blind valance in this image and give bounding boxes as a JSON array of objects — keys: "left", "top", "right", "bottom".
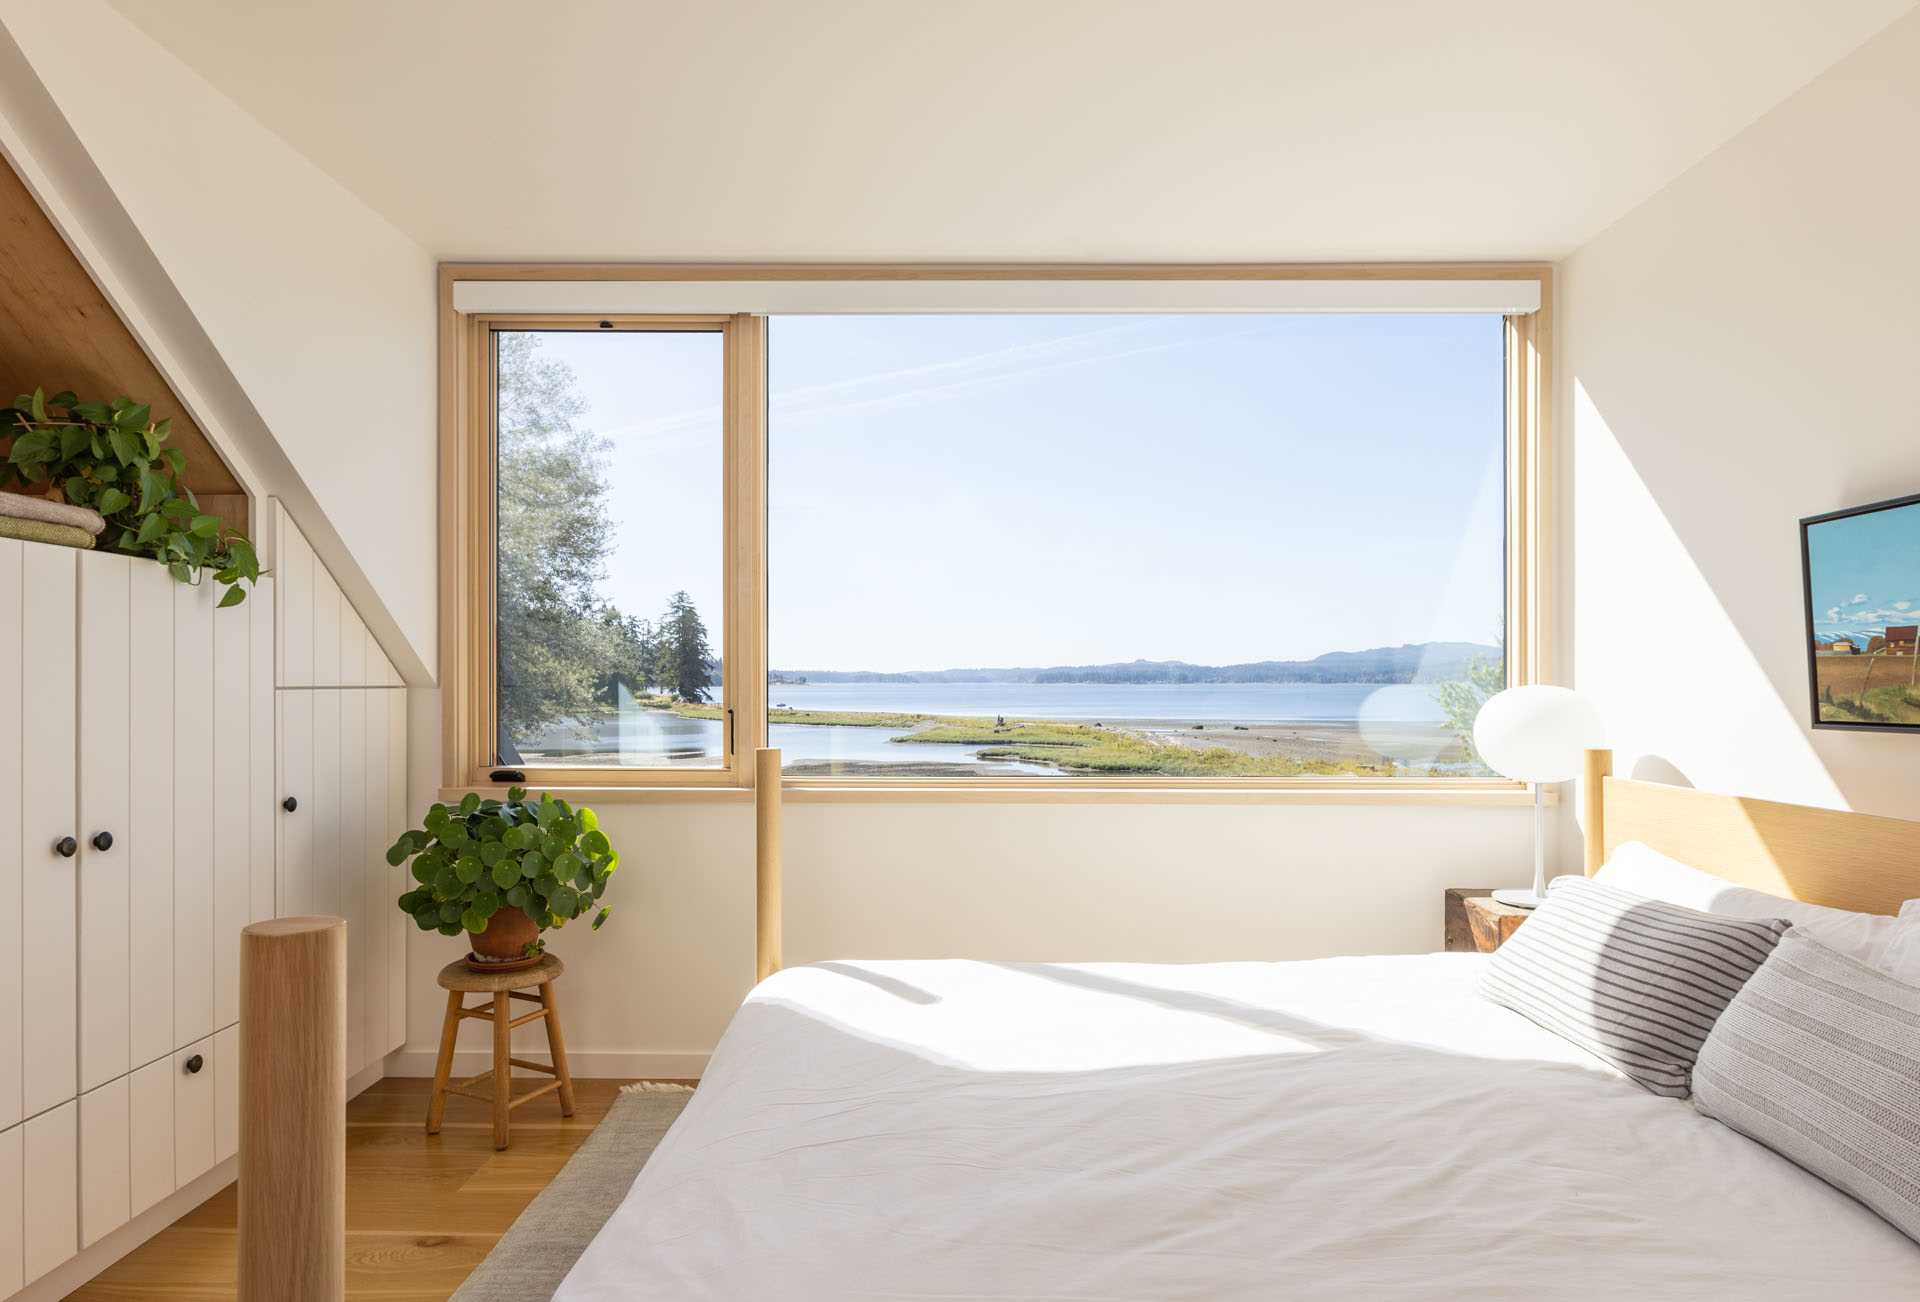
[{"left": 451, "top": 277, "right": 1541, "bottom": 316}]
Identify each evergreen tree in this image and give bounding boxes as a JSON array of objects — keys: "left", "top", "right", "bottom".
[{"left": 658, "top": 590, "right": 716, "bottom": 703}]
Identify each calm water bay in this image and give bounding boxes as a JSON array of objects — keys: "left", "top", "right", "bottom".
[
  {"left": 516, "top": 681, "right": 1454, "bottom": 773},
  {"left": 767, "top": 680, "right": 1447, "bottom": 723}
]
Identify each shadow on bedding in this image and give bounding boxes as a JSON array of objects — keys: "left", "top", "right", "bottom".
[{"left": 808, "top": 961, "right": 943, "bottom": 1005}]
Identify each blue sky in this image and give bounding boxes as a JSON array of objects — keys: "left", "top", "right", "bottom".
[
  {"left": 526, "top": 314, "right": 1505, "bottom": 671},
  {"left": 1807, "top": 501, "right": 1920, "bottom": 641}
]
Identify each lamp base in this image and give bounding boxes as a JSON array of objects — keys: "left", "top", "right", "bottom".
[{"left": 1491, "top": 887, "right": 1544, "bottom": 910}]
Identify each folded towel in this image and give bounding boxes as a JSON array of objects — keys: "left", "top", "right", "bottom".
[
  {"left": 0, "top": 514, "right": 96, "bottom": 550},
  {"left": 0, "top": 490, "right": 107, "bottom": 536}
]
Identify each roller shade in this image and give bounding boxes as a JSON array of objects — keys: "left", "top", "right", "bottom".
[{"left": 451, "top": 276, "right": 1541, "bottom": 315}]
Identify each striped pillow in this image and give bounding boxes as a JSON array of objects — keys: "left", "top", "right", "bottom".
[
  {"left": 1693, "top": 932, "right": 1920, "bottom": 1244},
  {"left": 1479, "top": 877, "right": 1788, "bottom": 1096}
]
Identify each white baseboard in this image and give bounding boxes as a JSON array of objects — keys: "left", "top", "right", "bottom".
[
  {"left": 347, "top": 1056, "right": 386, "bottom": 1100},
  {"left": 384, "top": 1047, "right": 708, "bottom": 1080},
  {"left": 15, "top": 1156, "right": 236, "bottom": 1302}
]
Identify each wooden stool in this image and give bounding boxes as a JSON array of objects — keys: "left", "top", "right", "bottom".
[{"left": 426, "top": 953, "right": 576, "bottom": 1150}]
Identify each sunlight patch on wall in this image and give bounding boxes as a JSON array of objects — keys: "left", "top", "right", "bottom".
[{"left": 1572, "top": 379, "right": 1843, "bottom": 810}]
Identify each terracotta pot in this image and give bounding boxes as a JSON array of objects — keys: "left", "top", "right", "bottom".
[{"left": 467, "top": 905, "right": 539, "bottom": 964}]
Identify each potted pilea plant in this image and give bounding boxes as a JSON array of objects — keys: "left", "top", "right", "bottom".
[
  {"left": 2, "top": 387, "right": 261, "bottom": 605},
  {"left": 389, "top": 787, "right": 617, "bottom": 968}
]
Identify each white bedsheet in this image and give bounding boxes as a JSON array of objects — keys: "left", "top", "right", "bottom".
[{"left": 556, "top": 955, "right": 1920, "bottom": 1299}]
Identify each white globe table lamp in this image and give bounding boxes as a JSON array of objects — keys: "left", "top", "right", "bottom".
[{"left": 1472, "top": 686, "right": 1605, "bottom": 909}]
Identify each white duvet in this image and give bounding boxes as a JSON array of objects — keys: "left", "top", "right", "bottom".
[{"left": 556, "top": 955, "right": 1920, "bottom": 1299}]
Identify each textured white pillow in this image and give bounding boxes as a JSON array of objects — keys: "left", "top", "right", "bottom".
[
  {"left": 1886, "top": 900, "right": 1920, "bottom": 983},
  {"left": 1594, "top": 840, "right": 1918, "bottom": 975}
]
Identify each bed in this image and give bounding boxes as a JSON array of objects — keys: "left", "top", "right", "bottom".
[{"left": 552, "top": 753, "right": 1920, "bottom": 1299}]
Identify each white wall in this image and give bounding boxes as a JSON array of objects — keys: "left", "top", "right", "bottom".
[
  {"left": 0, "top": 0, "right": 437, "bottom": 681},
  {"left": 399, "top": 698, "right": 1536, "bottom": 1076},
  {"left": 1559, "top": 11, "right": 1920, "bottom": 836}
]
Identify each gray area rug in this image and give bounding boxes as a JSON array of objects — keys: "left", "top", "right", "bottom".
[{"left": 451, "top": 1085, "right": 692, "bottom": 1301}]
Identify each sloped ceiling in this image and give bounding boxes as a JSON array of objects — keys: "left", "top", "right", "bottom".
[
  {"left": 0, "top": 152, "right": 241, "bottom": 497},
  {"left": 107, "top": 0, "right": 1915, "bottom": 262}
]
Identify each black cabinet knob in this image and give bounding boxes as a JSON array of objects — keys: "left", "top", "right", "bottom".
[
  {"left": 183, "top": 1054, "right": 204, "bottom": 1075},
  {"left": 91, "top": 831, "right": 114, "bottom": 852},
  {"left": 54, "top": 836, "right": 77, "bottom": 858},
  {"left": 282, "top": 796, "right": 298, "bottom": 812}
]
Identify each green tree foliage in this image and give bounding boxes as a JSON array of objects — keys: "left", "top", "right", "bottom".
[
  {"left": 495, "top": 334, "right": 716, "bottom": 743},
  {"left": 657, "top": 589, "right": 716, "bottom": 703},
  {"left": 1433, "top": 649, "right": 1506, "bottom": 771},
  {"left": 496, "top": 332, "right": 626, "bottom": 741}
]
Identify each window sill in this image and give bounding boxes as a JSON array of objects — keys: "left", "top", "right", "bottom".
[{"left": 438, "top": 781, "right": 1548, "bottom": 807}]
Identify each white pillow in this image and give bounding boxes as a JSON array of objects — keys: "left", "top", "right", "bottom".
[
  {"left": 1887, "top": 900, "right": 1920, "bottom": 983},
  {"left": 1593, "top": 841, "right": 1920, "bottom": 978}
]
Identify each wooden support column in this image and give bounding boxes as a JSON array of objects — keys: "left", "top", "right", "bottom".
[
  {"left": 756, "top": 747, "right": 783, "bottom": 983},
  {"left": 240, "top": 917, "right": 346, "bottom": 1302}
]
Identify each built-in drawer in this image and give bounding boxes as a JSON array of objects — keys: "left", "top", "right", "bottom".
[
  {"left": 79, "top": 1077, "right": 130, "bottom": 1248},
  {"left": 22, "top": 1101, "right": 76, "bottom": 1285},
  {"left": 0, "top": 1121, "right": 20, "bottom": 1295},
  {"left": 130, "top": 1054, "right": 177, "bottom": 1218},
  {"left": 175, "top": 1036, "right": 217, "bottom": 1188}
]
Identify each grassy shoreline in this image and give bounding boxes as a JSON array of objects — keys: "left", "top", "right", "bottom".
[{"left": 646, "top": 696, "right": 1416, "bottom": 777}]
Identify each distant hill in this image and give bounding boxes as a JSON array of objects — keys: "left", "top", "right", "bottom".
[{"left": 774, "top": 642, "right": 1500, "bottom": 686}]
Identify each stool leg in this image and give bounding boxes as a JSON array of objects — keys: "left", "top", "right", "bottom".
[
  {"left": 491, "top": 991, "right": 512, "bottom": 1150},
  {"left": 426, "top": 989, "right": 463, "bottom": 1135},
  {"left": 540, "top": 980, "right": 577, "bottom": 1118}
]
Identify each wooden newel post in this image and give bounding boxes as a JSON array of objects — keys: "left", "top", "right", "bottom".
[
  {"left": 755, "top": 747, "right": 783, "bottom": 983},
  {"left": 240, "top": 917, "right": 346, "bottom": 1302}
]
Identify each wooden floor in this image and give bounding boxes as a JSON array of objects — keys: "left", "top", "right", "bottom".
[{"left": 66, "top": 1076, "right": 673, "bottom": 1301}]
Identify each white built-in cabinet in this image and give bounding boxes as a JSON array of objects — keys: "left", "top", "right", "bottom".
[
  {"left": 0, "top": 505, "right": 409, "bottom": 1297},
  {"left": 274, "top": 507, "right": 408, "bottom": 1081},
  {"left": 0, "top": 542, "right": 268, "bottom": 1292}
]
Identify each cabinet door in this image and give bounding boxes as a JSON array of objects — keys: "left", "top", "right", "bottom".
[
  {"left": 129, "top": 563, "right": 177, "bottom": 1068},
  {"left": 339, "top": 689, "right": 367, "bottom": 1078},
  {"left": 129, "top": 1055, "right": 175, "bottom": 1217},
  {"left": 311, "top": 557, "right": 339, "bottom": 690},
  {"left": 310, "top": 690, "right": 341, "bottom": 921},
  {"left": 0, "top": 1122, "right": 19, "bottom": 1296},
  {"left": 174, "top": 579, "right": 216, "bottom": 1045},
  {"left": 23, "top": 1100, "right": 76, "bottom": 1285},
  {"left": 277, "top": 691, "right": 314, "bottom": 916},
  {"left": 277, "top": 505, "right": 312, "bottom": 687},
  {"left": 213, "top": 595, "right": 252, "bottom": 1027},
  {"left": 79, "top": 552, "right": 132, "bottom": 1093},
  {"left": 339, "top": 601, "right": 367, "bottom": 689},
  {"left": 80, "top": 1074, "right": 130, "bottom": 1248},
  {"left": 364, "top": 690, "right": 391, "bottom": 1062},
  {"left": 249, "top": 577, "right": 278, "bottom": 922},
  {"left": 0, "top": 542, "right": 23, "bottom": 1131},
  {"left": 215, "top": 1023, "right": 240, "bottom": 1164},
  {"left": 386, "top": 686, "right": 408, "bottom": 1052},
  {"left": 175, "top": 1037, "right": 216, "bottom": 1187},
  {"left": 21, "top": 543, "right": 77, "bottom": 1118}
]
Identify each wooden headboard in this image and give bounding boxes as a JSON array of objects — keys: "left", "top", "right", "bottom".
[{"left": 1582, "top": 748, "right": 1920, "bottom": 916}]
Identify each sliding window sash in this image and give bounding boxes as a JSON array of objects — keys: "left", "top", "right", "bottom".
[{"left": 440, "top": 307, "right": 763, "bottom": 789}]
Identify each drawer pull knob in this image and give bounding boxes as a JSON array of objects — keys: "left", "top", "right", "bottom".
[
  {"left": 91, "top": 831, "right": 114, "bottom": 852},
  {"left": 183, "top": 1054, "right": 204, "bottom": 1075},
  {"left": 282, "top": 796, "right": 298, "bottom": 813},
  {"left": 54, "top": 836, "right": 77, "bottom": 858}
]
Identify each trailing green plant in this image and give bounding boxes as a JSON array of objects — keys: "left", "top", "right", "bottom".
[
  {"left": 1, "top": 387, "right": 261, "bottom": 606},
  {"left": 389, "top": 788, "right": 616, "bottom": 951}
]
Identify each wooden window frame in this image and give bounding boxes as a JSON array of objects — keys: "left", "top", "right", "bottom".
[{"left": 439, "top": 263, "right": 1550, "bottom": 803}]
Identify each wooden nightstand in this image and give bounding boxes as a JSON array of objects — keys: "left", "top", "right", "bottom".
[{"left": 1443, "top": 888, "right": 1531, "bottom": 953}]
